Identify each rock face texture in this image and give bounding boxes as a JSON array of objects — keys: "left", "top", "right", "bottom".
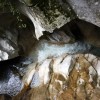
[
  {"left": 0, "top": 0, "right": 100, "bottom": 100},
  {"left": 67, "top": 0, "right": 100, "bottom": 27},
  {"left": 9, "top": 54, "right": 99, "bottom": 100}
]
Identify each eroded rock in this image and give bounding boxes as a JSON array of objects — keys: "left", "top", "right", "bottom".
[{"left": 11, "top": 54, "right": 100, "bottom": 100}]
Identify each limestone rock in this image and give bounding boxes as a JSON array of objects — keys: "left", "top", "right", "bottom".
[{"left": 11, "top": 54, "right": 100, "bottom": 100}]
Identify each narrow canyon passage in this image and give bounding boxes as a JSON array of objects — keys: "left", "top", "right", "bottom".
[{"left": 0, "top": 0, "right": 100, "bottom": 100}]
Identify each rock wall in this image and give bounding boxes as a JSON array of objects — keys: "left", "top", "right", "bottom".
[
  {"left": 12, "top": 54, "right": 100, "bottom": 100},
  {"left": 0, "top": 0, "right": 100, "bottom": 100}
]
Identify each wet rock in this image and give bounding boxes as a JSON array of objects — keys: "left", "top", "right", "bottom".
[
  {"left": 9, "top": 54, "right": 100, "bottom": 100},
  {"left": 0, "top": 67, "right": 23, "bottom": 96},
  {"left": 0, "top": 0, "right": 100, "bottom": 99}
]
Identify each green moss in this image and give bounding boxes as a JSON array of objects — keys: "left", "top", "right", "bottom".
[
  {"left": 0, "top": 0, "right": 76, "bottom": 29},
  {"left": 37, "top": 0, "right": 76, "bottom": 23},
  {"left": 0, "top": 0, "right": 27, "bottom": 29}
]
